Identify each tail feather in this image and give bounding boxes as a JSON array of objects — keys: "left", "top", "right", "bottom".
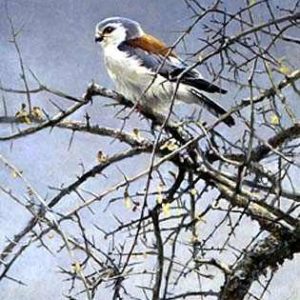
[
  {"left": 190, "top": 89, "right": 235, "bottom": 127},
  {"left": 168, "top": 69, "right": 227, "bottom": 94},
  {"left": 183, "top": 78, "right": 227, "bottom": 94}
]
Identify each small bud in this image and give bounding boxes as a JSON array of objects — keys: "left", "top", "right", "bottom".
[
  {"left": 270, "top": 114, "right": 280, "bottom": 125},
  {"left": 162, "top": 202, "right": 170, "bottom": 217},
  {"left": 124, "top": 196, "right": 133, "bottom": 209},
  {"left": 72, "top": 262, "right": 81, "bottom": 274},
  {"left": 97, "top": 150, "right": 108, "bottom": 163},
  {"left": 32, "top": 106, "right": 44, "bottom": 120}
]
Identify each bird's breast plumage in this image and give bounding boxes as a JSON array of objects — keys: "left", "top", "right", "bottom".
[
  {"left": 101, "top": 44, "right": 193, "bottom": 112},
  {"left": 103, "top": 45, "right": 156, "bottom": 101},
  {"left": 104, "top": 45, "right": 150, "bottom": 78}
]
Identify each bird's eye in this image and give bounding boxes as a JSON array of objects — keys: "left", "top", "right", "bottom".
[{"left": 103, "top": 26, "right": 115, "bottom": 34}]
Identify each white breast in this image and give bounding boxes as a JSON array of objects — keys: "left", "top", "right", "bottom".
[
  {"left": 103, "top": 46, "right": 152, "bottom": 100},
  {"left": 102, "top": 45, "right": 192, "bottom": 112}
]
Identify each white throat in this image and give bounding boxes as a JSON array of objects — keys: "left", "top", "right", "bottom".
[{"left": 101, "top": 25, "right": 127, "bottom": 48}]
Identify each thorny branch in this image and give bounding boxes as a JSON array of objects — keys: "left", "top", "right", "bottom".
[{"left": 1, "top": 1, "right": 300, "bottom": 300}]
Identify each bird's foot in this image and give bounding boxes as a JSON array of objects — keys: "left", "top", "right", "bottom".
[{"left": 124, "top": 101, "right": 143, "bottom": 119}]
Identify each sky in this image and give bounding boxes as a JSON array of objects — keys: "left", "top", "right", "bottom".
[{"left": 0, "top": 0, "right": 299, "bottom": 299}]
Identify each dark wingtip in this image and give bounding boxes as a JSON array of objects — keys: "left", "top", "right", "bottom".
[
  {"left": 219, "top": 88, "right": 227, "bottom": 94},
  {"left": 224, "top": 115, "right": 235, "bottom": 127}
]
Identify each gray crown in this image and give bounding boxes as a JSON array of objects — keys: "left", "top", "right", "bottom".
[{"left": 96, "top": 17, "right": 143, "bottom": 40}]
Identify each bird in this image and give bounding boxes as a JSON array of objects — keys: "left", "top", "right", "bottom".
[{"left": 95, "top": 17, "right": 235, "bottom": 126}]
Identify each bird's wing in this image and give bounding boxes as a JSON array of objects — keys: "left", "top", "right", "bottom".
[
  {"left": 120, "top": 34, "right": 227, "bottom": 94},
  {"left": 126, "top": 34, "right": 178, "bottom": 58}
]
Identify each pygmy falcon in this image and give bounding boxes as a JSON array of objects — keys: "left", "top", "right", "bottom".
[{"left": 95, "top": 17, "right": 234, "bottom": 126}]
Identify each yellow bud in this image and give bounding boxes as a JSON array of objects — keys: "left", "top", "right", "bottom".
[
  {"left": 97, "top": 151, "right": 108, "bottom": 163},
  {"left": 72, "top": 262, "right": 81, "bottom": 274},
  {"left": 278, "top": 64, "right": 290, "bottom": 75},
  {"left": 162, "top": 202, "right": 170, "bottom": 217},
  {"left": 15, "top": 104, "right": 31, "bottom": 124},
  {"left": 32, "top": 106, "right": 44, "bottom": 120},
  {"left": 190, "top": 188, "right": 197, "bottom": 196},
  {"left": 23, "top": 115, "right": 32, "bottom": 124},
  {"left": 160, "top": 139, "right": 178, "bottom": 151},
  {"left": 124, "top": 196, "right": 133, "bottom": 209},
  {"left": 270, "top": 114, "right": 280, "bottom": 125}
]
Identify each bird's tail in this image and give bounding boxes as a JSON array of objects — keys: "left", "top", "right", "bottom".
[{"left": 190, "top": 88, "right": 235, "bottom": 127}]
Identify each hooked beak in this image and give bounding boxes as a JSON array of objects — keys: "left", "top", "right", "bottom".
[{"left": 95, "top": 32, "right": 104, "bottom": 43}]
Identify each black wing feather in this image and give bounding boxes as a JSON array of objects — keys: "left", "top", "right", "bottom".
[
  {"left": 190, "top": 89, "right": 235, "bottom": 127},
  {"left": 119, "top": 42, "right": 226, "bottom": 94},
  {"left": 172, "top": 73, "right": 227, "bottom": 94}
]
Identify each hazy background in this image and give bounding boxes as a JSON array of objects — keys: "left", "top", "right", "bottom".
[{"left": 0, "top": 0, "right": 299, "bottom": 299}]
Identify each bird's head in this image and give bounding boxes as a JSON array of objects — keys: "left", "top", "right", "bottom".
[{"left": 95, "top": 17, "right": 144, "bottom": 47}]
